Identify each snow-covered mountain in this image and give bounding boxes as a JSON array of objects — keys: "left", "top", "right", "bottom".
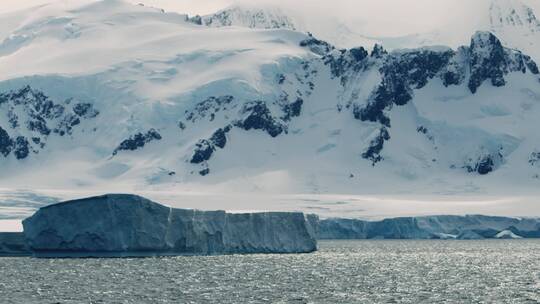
[
  {"left": 182, "top": 0, "right": 540, "bottom": 59},
  {"left": 188, "top": 5, "right": 298, "bottom": 31},
  {"left": 1, "top": 0, "right": 540, "bottom": 199}
]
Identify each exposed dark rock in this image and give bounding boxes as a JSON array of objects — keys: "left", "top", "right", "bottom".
[
  {"left": 7, "top": 109, "right": 18, "bottom": 128},
  {"left": 210, "top": 128, "right": 228, "bottom": 149},
  {"left": 529, "top": 151, "right": 540, "bottom": 166},
  {"left": 185, "top": 95, "right": 234, "bottom": 122},
  {"left": 277, "top": 74, "right": 286, "bottom": 84},
  {"left": 417, "top": 126, "right": 428, "bottom": 134},
  {"left": 468, "top": 32, "right": 507, "bottom": 93},
  {"left": 440, "top": 49, "right": 467, "bottom": 86},
  {"left": 0, "top": 127, "right": 13, "bottom": 157},
  {"left": 442, "top": 68, "right": 463, "bottom": 86},
  {"left": 465, "top": 154, "right": 499, "bottom": 175},
  {"left": 371, "top": 44, "right": 387, "bottom": 58},
  {"left": 235, "top": 101, "right": 284, "bottom": 137},
  {"left": 190, "top": 126, "right": 232, "bottom": 167},
  {"left": 417, "top": 125, "right": 435, "bottom": 142},
  {"left": 113, "top": 129, "right": 162, "bottom": 155},
  {"left": 524, "top": 55, "right": 539, "bottom": 74},
  {"left": 382, "top": 49, "right": 454, "bottom": 96},
  {"left": 178, "top": 121, "right": 186, "bottom": 130},
  {"left": 353, "top": 86, "right": 392, "bottom": 127},
  {"left": 299, "top": 33, "right": 334, "bottom": 55},
  {"left": 476, "top": 155, "right": 495, "bottom": 175},
  {"left": 199, "top": 167, "right": 210, "bottom": 176},
  {"left": 282, "top": 98, "right": 303, "bottom": 121},
  {"left": 26, "top": 117, "right": 50, "bottom": 136},
  {"left": 353, "top": 48, "right": 454, "bottom": 127},
  {"left": 54, "top": 114, "right": 80, "bottom": 136},
  {"left": 190, "top": 139, "right": 215, "bottom": 164},
  {"left": 350, "top": 47, "right": 369, "bottom": 62},
  {"left": 0, "top": 86, "right": 99, "bottom": 158},
  {"left": 324, "top": 47, "right": 368, "bottom": 78},
  {"left": 186, "top": 14, "right": 203, "bottom": 25},
  {"left": 13, "top": 136, "right": 29, "bottom": 160},
  {"left": 73, "top": 103, "right": 99, "bottom": 118},
  {"left": 362, "top": 127, "right": 390, "bottom": 165}
]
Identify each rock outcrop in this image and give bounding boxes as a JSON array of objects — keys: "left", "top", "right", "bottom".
[
  {"left": 22, "top": 194, "right": 318, "bottom": 257},
  {"left": 113, "top": 129, "right": 162, "bottom": 156}
]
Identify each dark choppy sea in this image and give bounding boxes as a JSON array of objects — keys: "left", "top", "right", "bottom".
[{"left": 1, "top": 240, "right": 539, "bottom": 303}]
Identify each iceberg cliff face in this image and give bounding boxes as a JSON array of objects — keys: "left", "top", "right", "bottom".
[
  {"left": 22, "top": 194, "right": 317, "bottom": 256},
  {"left": 318, "top": 215, "right": 540, "bottom": 240},
  {"left": 0, "top": 232, "right": 30, "bottom": 256}
]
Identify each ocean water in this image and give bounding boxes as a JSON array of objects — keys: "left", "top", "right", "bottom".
[{"left": 1, "top": 240, "right": 539, "bottom": 303}]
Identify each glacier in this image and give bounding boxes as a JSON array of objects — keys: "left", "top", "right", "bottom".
[{"left": 21, "top": 194, "right": 318, "bottom": 257}]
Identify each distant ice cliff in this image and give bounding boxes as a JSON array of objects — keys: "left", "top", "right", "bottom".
[{"left": 318, "top": 215, "right": 540, "bottom": 240}]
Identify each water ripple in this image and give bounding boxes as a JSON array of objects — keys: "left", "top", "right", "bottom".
[{"left": 1, "top": 240, "right": 540, "bottom": 303}]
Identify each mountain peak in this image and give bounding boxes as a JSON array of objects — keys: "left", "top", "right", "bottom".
[{"left": 193, "top": 5, "right": 298, "bottom": 31}]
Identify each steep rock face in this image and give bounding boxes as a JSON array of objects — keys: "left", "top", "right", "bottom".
[
  {"left": 469, "top": 32, "right": 508, "bottom": 93},
  {"left": 468, "top": 31, "right": 538, "bottom": 93},
  {"left": 22, "top": 194, "right": 318, "bottom": 256},
  {"left": 318, "top": 215, "right": 540, "bottom": 240}
]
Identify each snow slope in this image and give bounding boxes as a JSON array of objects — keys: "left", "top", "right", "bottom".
[{"left": 1, "top": 0, "right": 540, "bottom": 226}]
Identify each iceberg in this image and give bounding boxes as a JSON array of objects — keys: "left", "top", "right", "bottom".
[
  {"left": 318, "top": 215, "right": 540, "bottom": 240},
  {"left": 0, "top": 232, "right": 30, "bottom": 256},
  {"left": 22, "top": 194, "right": 318, "bottom": 257}
]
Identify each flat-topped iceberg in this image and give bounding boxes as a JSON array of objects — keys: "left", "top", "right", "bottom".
[{"left": 22, "top": 194, "right": 318, "bottom": 257}]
